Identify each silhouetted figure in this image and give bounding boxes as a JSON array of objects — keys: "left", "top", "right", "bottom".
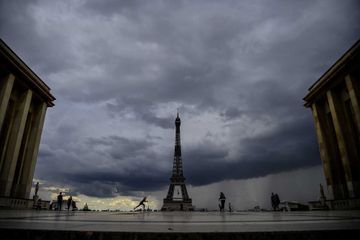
[
  {"left": 49, "top": 201, "right": 54, "bottom": 210},
  {"left": 271, "top": 193, "right": 280, "bottom": 211},
  {"left": 228, "top": 202, "right": 232, "bottom": 212},
  {"left": 134, "top": 197, "right": 148, "bottom": 210},
  {"left": 57, "top": 192, "right": 63, "bottom": 211},
  {"left": 72, "top": 200, "right": 78, "bottom": 211},
  {"left": 274, "top": 193, "right": 280, "bottom": 211},
  {"left": 35, "top": 182, "right": 39, "bottom": 196},
  {"left": 219, "top": 192, "right": 226, "bottom": 212},
  {"left": 67, "top": 196, "right": 72, "bottom": 211}
]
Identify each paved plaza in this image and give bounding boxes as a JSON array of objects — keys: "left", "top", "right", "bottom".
[{"left": 0, "top": 210, "right": 359, "bottom": 233}]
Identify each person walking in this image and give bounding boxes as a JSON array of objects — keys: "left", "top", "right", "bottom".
[
  {"left": 67, "top": 196, "right": 72, "bottom": 211},
  {"left": 72, "top": 200, "right": 78, "bottom": 211},
  {"left": 57, "top": 192, "right": 63, "bottom": 211},
  {"left": 271, "top": 192, "right": 276, "bottom": 211},
  {"left": 274, "top": 193, "right": 280, "bottom": 211},
  {"left": 134, "top": 196, "right": 148, "bottom": 211},
  {"left": 219, "top": 192, "right": 226, "bottom": 212},
  {"left": 35, "top": 182, "right": 39, "bottom": 196}
]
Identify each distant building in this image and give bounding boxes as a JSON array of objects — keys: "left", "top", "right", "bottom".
[
  {"left": 83, "top": 203, "right": 90, "bottom": 211},
  {"left": 304, "top": 40, "right": 360, "bottom": 209},
  {"left": 0, "top": 39, "right": 55, "bottom": 205}
]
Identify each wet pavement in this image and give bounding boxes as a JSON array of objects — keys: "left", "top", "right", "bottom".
[{"left": 0, "top": 210, "right": 359, "bottom": 232}]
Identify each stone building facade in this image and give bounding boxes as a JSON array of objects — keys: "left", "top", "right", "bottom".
[
  {"left": 304, "top": 40, "right": 360, "bottom": 204},
  {"left": 0, "top": 39, "right": 55, "bottom": 200}
]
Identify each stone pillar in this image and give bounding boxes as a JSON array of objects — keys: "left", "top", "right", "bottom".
[
  {"left": 311, "top": 102, "right": 334, "bottom": 199},
  {"left": 0, "top": 74, "right": 15, "bottom": 132},
  {"left": 15, "top": 102, "right": 47, "bottom": 198},
  {"left": 345, "top": 74, "right": 360, "bottom": 137},
  {"left": 10, "top": 110, "right": 33, "bottom": 198},
  {"left": 0, "top": 89, "right": 32, "bottom": 197},
  {"left": 345, "top": 74, "right": 360, "bottom": 196},
  {"left": 327, "top": 89, "right": 357, "bottom": 198}
]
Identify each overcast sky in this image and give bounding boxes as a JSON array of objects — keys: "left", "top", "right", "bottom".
[{"left": 1, "top": 0, "right": 359, "bottom": 210}]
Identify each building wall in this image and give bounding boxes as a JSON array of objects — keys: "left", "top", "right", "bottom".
[
  {"left": 0, "top": 40, "right": 54, "bottom": 199},
  {"left": 305, "top": 42, "right": 360, "bottom": 200}
]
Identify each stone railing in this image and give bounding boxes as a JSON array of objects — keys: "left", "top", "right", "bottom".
[
  {"left": 0, "top": 196, "right": 33, "bottom": 209},
  {"left": 309, "top": 198, "right": 360, "bottom": 210},
  {"left": 327, "top": 198, "right": 360, "bottom": 210},
  {"left": 0, "top": 196, "right": 50, "bottom": 209}
]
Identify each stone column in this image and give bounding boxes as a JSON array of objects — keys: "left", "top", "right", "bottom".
[
  {"left": 345, "top": 74, "right": 360, "bottom": 137},
  {"left": 0, "top": 74, "right": 15, "bottom": 132},
  {"left": 345, "top": 74, "right": 360, "bottom": 196},
  {"left": 327, "top": 89, "right": 357, "bottom": 198},
  {"left": 311, "top": 102, "right": 334, "bottom": 199},
  {"left": 16, "top": 102, "right": 47, "bottom": 198},
  {"left": 0, "top": 89, "right": 32, "bottom": 197}
]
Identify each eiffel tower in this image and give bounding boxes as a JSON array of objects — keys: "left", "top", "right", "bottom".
[{"left": 161, "top": 112, "right": 193, "bottom": 211}]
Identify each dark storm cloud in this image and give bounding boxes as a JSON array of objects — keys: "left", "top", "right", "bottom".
[
  {"left": 185, "top": 117, "right": 319, "bottom": 186},
  {"left": 65, "top": 170, "right": 168, "bottom": 197},
  {"left": 107, "top": 97, "right": 173, "bottom": 129},
  {"left": 38, "top": 144, "right": 54, "bottom": 158},
  {"left": 87, "top": 135, "right": 155, "bottom": 159},
  {"left": 36, "top": 113, "right": 318, "bottom": 198},
  {"left": 35, "top": 127, "right": 171, "bottom": 197},
  {"left": 37, "top": 151, "right": 169, "bottom": 198},
  {"left": 220, "top": 107, "right": 245, "bottom": 121},
  {"left": 1, "top": 0, "right": 359, "bottom": 198},
  {"left": 0, "top": 0, "right": 78, "bottom": 74},
  {"left": 84, "top": 0, "right": 144, "bottom": 17}
]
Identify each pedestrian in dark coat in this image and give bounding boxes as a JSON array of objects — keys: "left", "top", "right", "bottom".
[
  {"left": 67, "top": 196, "right": 72, "bottom": 211},
  {"left": 219, "top": 192, "right": 226, "bottom": 212},
  {"left": 57, "top": 192, "right": 63, "bottom": 211}
]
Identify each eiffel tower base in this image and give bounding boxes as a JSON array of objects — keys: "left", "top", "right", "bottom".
[{"left": 161, "top": 199, "right": 194, "bottom": 211}]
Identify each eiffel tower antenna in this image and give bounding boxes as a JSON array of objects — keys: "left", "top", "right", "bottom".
[{"left": 161, "top": 112, "right": 193, "bottom": 211}]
